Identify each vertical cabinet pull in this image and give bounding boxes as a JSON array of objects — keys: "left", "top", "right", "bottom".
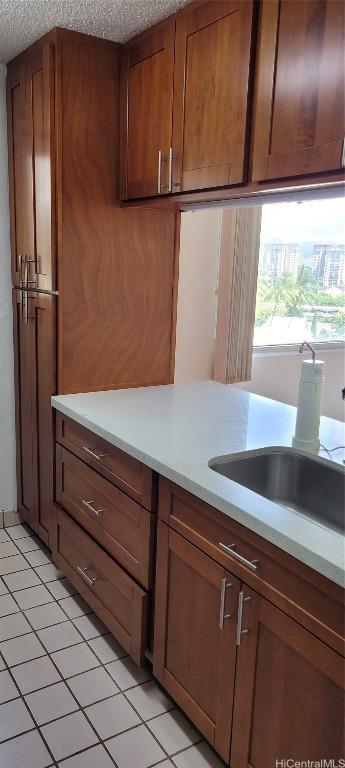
[
  {"left": 236, "top": 591, "right": 251, "bottom": 646},
  {"left": 219, "top": 577, "right": 232, "bottom": 629},
  {"left": 342, "top": 138, "right": 345, "bottom": 167},
  {"left": 157, "top": 150, "right": 163, "bottom": 193},
  {"left": 168, "top": 147, "right": 179, "bottom": 192}
]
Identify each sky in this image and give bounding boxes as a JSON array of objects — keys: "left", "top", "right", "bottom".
[{"left": 260, "top": 196, "right": 345, "bottom": 244}]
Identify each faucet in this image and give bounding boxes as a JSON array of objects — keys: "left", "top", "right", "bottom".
[{"left": 298, "top": 340, "right": 316, "bottom": 362}]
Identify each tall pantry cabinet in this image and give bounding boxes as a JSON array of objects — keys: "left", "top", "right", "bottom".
[{"left": 7, "top": 29, "right": 179, "bottom": 547}]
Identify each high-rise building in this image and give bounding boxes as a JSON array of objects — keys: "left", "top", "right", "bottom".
[
  {"left": 260, "top": 243, "right": 300, "bottom": 280},
  {"left": 312, "top": 244, "right": 345, "bottom": 288}
]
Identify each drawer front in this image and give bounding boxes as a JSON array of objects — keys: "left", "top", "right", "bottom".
[
  {"left": 56, "top": 413, "right": 154, "bottom": 510},
  {"left": 56, "top": 446, "right": 153, "bottom": 589},
  {"left": 159, "top": 478, "right": 345, "bottom": 653},
  {"left": 57, "top": 509, "right": 148, "bottom": 665}
]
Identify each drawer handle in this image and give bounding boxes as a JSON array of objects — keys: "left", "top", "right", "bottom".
[
  {"left": 76, "top": 565, "right": 97, "bottom": 588},
  {"left": 219, "top": 542, "right": 259, "bottom": 571},
  {"left": 82, "top": 446, "right": 109, "bottom": 462},
  {"left": 82, "top": 499, "right": 104, "bottom": 519}
]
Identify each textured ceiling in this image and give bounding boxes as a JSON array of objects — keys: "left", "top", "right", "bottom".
[{"left": 0, "top": 0, "right": 190, "bottom": 63}]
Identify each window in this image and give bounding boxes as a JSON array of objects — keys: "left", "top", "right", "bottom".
[{"left": 254, "top": 197, "right": 345, "bottom": 347}]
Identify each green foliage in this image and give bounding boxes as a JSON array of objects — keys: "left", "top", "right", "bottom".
[
  {"left": 255, "top": 265, "right": 345, "bottom": 334},
  {"left": 329, "top": 310, "right": 345, "bottom": 337}
]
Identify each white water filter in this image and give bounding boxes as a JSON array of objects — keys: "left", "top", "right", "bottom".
[{"left": 292, "top": 353, "right": 325, "bottom": 453}]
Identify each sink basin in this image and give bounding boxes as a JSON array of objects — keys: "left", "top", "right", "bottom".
[{"left": 209, "top": 448, "right": 345, "bottom": 535}]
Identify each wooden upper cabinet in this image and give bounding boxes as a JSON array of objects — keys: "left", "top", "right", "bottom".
[
  {"left": 121, "top": 0, "right": 255, "bottom": 199},
  {"left": 172, "top": 0, "right": 254, "bottom": 192},
  {"left": 122, "top": 22, "right": 175, "bottom": 198},
  {"left": 230, "top": 586, "right": 345, "bottom": 768},
  {"left": 7, "top": 44, "right": 55, "bottom": 291},
  {"left": 252, "top": 0, "right": 345, "bottom": 182}
]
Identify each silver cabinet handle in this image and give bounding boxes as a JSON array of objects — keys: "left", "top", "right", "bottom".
[
  {"left": 21, "top": 288, "right": 29, "bottom": 324},
  {"left": 76, "top": 565, "right": 97, "bottom": 588},
  {"left": 82, "top": 446, "right": 109, "bottom": 462},
  {"left": 157, "top": 149, "right": 162, "bottom": 193},
  {"left": 236, "top": 591, "right": 251, "bottom": 646},
  {"left": 82, "top": 499, "right": 104, "bottom": 519},
  {"left": 219, "top": 542, "right": 259, "bottom": 571},
  {"left": 342, "top": 138, "right": 345, "bottom": 167},
  {"left": 219, "top": 577, "right": 232, "bottom": 629},
  {"left": 168, "top": 146, "right": 179, "bottom": 192}
]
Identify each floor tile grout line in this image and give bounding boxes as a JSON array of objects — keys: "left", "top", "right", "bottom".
[
  {"left": 1, "top": 559, "right": 109, "bottom": 767},
  {"left": 2, "top": 531, "right": 211, "bottom": 768},
  {"left": 2, "top": 563, "right": 129, "bottom": 766}
]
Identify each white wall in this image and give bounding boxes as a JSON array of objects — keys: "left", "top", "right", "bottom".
[
  {"left": 0, "top": 63, "right": 16, "bottom": 512},
  {"left": 238, "top": 348, "right": 345, "bottom": 422},
  {"left": 174, "top": 209, "right": 221, "bottom": 382}
]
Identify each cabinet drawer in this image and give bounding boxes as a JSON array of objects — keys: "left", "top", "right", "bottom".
[
  {"left": 56, "top": 508, "right": 147, "bottom": 665},
  {"left": 56, "top": 413, "right": 154, "bottom": 510},
  {"left": 56, "top": 446, "right": 153, "bottom": 589},
  {"left": 159, "top": 478, "right": 345, "bottom": 653}
]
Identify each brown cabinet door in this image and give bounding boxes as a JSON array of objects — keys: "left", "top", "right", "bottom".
[
  {"left": 252, "top": 0, "right": 345, "bottom": 181},
  {"left": 8, "top": 44, "right": 55, "bottom": 545},
  {"left": 230, "top": 586, "right": 345, "bottom": 768},
  {"left": 122, "top": 21, "right": 175, "bottom": 199},
  {"left": 172, "top": 0, "right": 254, "bottom": 192},
  {"left": 12, "top": 290, "right": 56, "bottom": 545},
  {"left": 154, "top": 522, "right": 240, "bottom": 762},
  {"left": 12, "top": 290, "right": 37, "bottom": 531},
  {"left": 7, "top": 43, "right": 55, "bottom": 290}
]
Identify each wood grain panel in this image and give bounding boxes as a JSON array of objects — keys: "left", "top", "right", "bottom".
[
  {"left": 57, "top": 508, "right": 148, "bottom": 664},
  {"left": 56, "top": 37, "right": 178, "bottom": 393}
]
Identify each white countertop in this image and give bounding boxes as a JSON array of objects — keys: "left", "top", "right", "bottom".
[{"left": 52, "top": 382, "right": 345, "bottom": 587}]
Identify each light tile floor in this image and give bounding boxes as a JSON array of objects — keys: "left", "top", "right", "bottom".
[{"left": 0, "top": 523, "right": 226, "bottom": 768}]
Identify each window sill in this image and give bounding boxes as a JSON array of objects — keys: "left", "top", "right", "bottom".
[{"left": 253, "top": 341, "right": 345, "bottom": 357}]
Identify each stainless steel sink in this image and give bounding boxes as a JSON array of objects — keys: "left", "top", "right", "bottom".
[{"left": 209, "top": 448, "right": 345, "bottom": 535}]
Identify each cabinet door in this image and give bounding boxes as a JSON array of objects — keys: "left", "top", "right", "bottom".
[
  {"left": 26, "top": 44, "right": 55, "bottom": 291},
  {"left": 12, "top": 290, "right": 56, "bottom": 545},
  {"left": 122, "top": 21, "right": 175, "bottom": 199},
  {"left": 230, "top": 586, "right": 345, "bottom": 768},
  {"left": 7, "top": 60, "right": 30, "bottom": 285},
  {"left": 154, "top": 522, "right": 240, "bottom": 762},
  {"left": 7, "top": 44, "right": 55, "bottom": 290},
  {"left": 12, "top": 290, "right": 37, "bottom": 532},
  {"left": 172, "top": 1, "right": 254, "bottom": 192},
  {"left": 252, "top": 0, "right": 345, "bottom": 181}
]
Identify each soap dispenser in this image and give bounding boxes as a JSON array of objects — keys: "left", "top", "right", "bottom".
[{"left": 292, "top": 341, "right": 325, "bottom": 453}]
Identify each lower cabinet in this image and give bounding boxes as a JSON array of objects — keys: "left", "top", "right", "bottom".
[
  {"left": 154, "top": 522, "right": 240, "bottom": 761},
  {"left": 56, "top": 509, "right": 148, "bottom": 665},
  {"left": 230, "top": 585, "right": 345, "bottom": 768},
  {"left": 154, "top": 521, "right": 345, "bottom": 766}
]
